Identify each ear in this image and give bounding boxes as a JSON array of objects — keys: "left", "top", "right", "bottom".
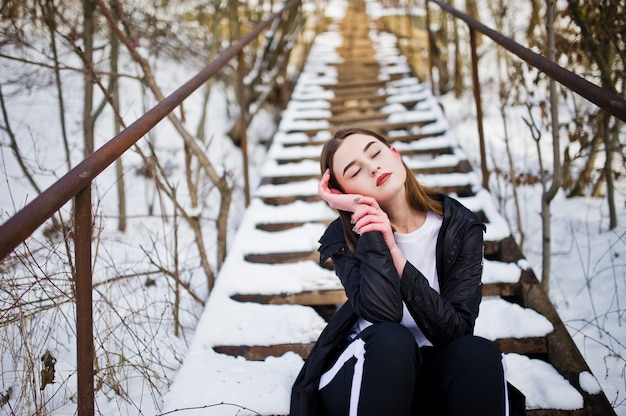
[{"left": 391, "top": 147, "right": 401, "bottom": 159}]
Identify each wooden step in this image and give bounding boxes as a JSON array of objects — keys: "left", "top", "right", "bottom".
[
  {"left": 260, "top": 158, "right": 471, "bottom": 184},
  {"left": 229, "top": 282, "right": 520, "bottom": 308},
  {"left": 268, "top": 144, "right": 455, "bottom": 165},
  {"left": 258, "top": 184, "right": 476, "bottom": 205}
]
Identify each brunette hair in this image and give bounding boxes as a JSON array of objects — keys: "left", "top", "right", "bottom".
[{"left": 320, "top": 127, "right": 443, "bottom": 252}]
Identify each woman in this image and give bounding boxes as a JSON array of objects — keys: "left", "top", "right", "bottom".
[{"left": 290, "top": 128, "right": 524, "bottom": 416}]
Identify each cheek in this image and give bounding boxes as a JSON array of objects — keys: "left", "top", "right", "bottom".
[
  {"left": 397, "top": 165, "right": 407, "bottom": 182},
  {"left": 337, "top": 177, "right": 368, "bottom": 195}
]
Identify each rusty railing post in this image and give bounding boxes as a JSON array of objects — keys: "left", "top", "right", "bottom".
[
  {"left": 75, "top": 185, "right": 94, "bottom": 415},
  {"left": 469, "top": 27, "right": 489, "bottom": 191}
]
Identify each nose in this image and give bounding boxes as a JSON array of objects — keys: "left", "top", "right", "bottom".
[{"left": 370, "top": 164, "right": 380, "bottom": 176}]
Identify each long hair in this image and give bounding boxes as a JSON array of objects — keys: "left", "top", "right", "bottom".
[{"left": 320, "top": 127, "right": 443, "bottom": 252}]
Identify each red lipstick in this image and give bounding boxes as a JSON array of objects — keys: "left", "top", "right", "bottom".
[{"left": 376, "top": 173, "right": 391, "bottom": 187}]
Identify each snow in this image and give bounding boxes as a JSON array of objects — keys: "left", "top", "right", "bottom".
[
  {"left": 475, "top": 297, "right": 554, "bottom": 340},
  {"left": 0, "top": 0, "right": 624, "bottom": 414},
  {"left": 255, "top": 178, "right": 319, "bottom": 197},
  {"left": 505, "top": 353, "right": 584, "bottom": 410},
  {"left": 482, "top": 258, "right": 525, "bottom": 284},
  {"left": 580, "top": 371, "right": 603, "bottom": 395},
  {"left": 166, "top": 349, "right": 302, "bottom": 416}
]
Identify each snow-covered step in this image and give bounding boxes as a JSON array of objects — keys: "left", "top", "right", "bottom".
[
  {"left": 482, "top": 258, "right": 524, "bottom": 284},
  {"left": 226, "top": 261, "right": 342, "bottom": 295},
  {"left": 239, "top": 223, "right": 326, "bottom": 255},
  {"left": 457, "top": 190, "right": 512, "bottom": 242},
  {"left": 476, "top": 297, "right": 554, "bottom": 341},
  {"left": 267, "top": 143, "right": 324, "bottom": 160},
  {"left": 260, "top": 161, "right": 320, "bottom": 183},
  {"left": 245, "top": 199, "right": 335, "bottom": 225}
]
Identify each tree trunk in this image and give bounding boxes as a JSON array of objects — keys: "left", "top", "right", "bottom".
[
  {"left": 425, "top": 0, "right": 436, "bottom": 95},
  {"left": 109, "top": 10, "right": 126, "bottom": 232},
  {"left": 600, "top": 111, "right": 617, "bottom": 228},
  {"left": 526, "top": 0, "right": 541, "bottom": 40},
  {"left": 567, "top": 0, "right": 620, "bottom": 227},
  {"left": 465, "top": 0, "right": 481, "bottom": 45},
  {"left": 568, "top": 135, "right": 601, "bottom": 197},
  {"left": 216, "top": 178, "right": 233, "bottom": 274},
  {"left": 83, "top": 0, "right": 95, "bottom": 158},
  {"left": 541, "top": 0, "right": 563, "bottom": 293},
  {"left": 43, "top": 0, "right": 72, "bottom": 172},
  {"left": 450, "top": 0, "right": 463, "bottom": 97}
]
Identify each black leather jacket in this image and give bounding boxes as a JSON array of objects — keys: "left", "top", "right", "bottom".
[{"left": 290, "top": 194, "right": 486, "bottom": 416}]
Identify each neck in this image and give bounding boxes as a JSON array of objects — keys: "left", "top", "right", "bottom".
[{"left": 382, "top": 198, "right": 426, "bottom": 234}]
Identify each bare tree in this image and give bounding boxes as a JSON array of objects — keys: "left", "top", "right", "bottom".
[
  {"left": 555, "top": 0, "right": 625, "bottom": 229},
  {"left": 486, "top": 0, "right": 526, "bottom": 250},
  {"left": 540, "top": 0, "right": 562, "bottom": 293},
  {"left": 42, "top": 0, "right": 72, "bottom": 173},
  {"left": 449, "top": 0, "right": 463, "bottom": 97},
  {"left": 109, "top": 3, "right": 127, "bottom": 232},
  {"left": 82, "top": 0, "right": 96, "bottom": 158}
]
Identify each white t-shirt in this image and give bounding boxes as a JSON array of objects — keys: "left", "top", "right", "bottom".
[{"left": 352, "top": 211, "right": 443, "bottom": 347}]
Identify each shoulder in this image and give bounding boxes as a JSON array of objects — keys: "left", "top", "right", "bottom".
[
  {"left": 440, "top": 194, "right": 485, "bottom": 231},
  {"left": 319, "top": 217, "right": 344, "bottom": 245}
]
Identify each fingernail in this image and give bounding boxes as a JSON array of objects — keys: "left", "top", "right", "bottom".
[
  {"left": 352, "top": 226, "right": 360, "bottom": 234},
  {"left": 350, "top": 216, "right": 355, "bottom": 224},
  {"left": 353, "top": 197, "right": 360, "bottom": 203}
]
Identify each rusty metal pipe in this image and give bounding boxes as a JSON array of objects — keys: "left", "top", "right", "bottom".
[
  {"left": 74, "top": 186, "right": 94, "bottom": 416},
  {"left": 0, "top": 0, "right": 300, "bottom": 261},
  {"left": 430, "top": 0, "right": 626, "bottom": 123}
]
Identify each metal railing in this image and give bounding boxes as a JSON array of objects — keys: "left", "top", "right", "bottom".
[{"left": 0, "top": 0, "right": 299, "bottom": 413}]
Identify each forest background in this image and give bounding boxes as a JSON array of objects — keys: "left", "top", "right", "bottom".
[{"left": 0, "top": 0, "right": 624, "bottom": 414}]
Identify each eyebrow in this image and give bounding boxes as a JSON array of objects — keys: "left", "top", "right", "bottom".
[{"left": 342, "top": 140, "right": 377, "bottom": 176}]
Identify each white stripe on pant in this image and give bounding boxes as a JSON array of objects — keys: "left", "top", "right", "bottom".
[{"left": 319, "top": 338, "right": 366, "bottom": 416}]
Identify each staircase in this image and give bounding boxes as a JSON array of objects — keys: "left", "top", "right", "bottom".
[{"left": 163, "top": 1, "right": 616, "bottom": 415}]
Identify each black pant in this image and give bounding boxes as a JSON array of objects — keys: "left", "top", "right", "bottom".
[{"left": 319, "top": 322, "right": 508, "bottom": 416}]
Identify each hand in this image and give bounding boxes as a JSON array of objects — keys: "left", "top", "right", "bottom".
[
  {"left": 351, "top": 197, "right": 397, "bottom": 251},
  {"left": 318, "top": 169, "right": 363, "bottom": 212}
]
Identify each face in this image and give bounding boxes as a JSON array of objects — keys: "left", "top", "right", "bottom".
[{"left": 331, "top": 133, "right": 407, "bottom": 203}]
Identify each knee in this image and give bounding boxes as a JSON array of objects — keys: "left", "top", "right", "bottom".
[
  {"left": 444, "top": 335, "right": 503, "bottom": 370},
  {"left": 358, "top": 322, "right": 416, "bottom": 358}
]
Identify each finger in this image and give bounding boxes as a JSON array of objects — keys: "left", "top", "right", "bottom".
[
  {"left": 353, "top": 196, "right": 380, "bottom": 209},
  {"left": 318, "top": 170, "right": 329, "bottom": 188},
  {"left": 318, "top": 171, "right": 332, "bottom": 198},
  {"left": 354, "top": 221, "right": 390, "bottom": 236},
  {"left": 354, "top": 213, "right": 387, "bottom": 229},
  {"left": 352, "top": 204, "right": 384, "bottom": 223}
]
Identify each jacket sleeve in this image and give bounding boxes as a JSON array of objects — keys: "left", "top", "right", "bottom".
[
  {"left": 399, "top": 222, "right": 484, "bottom": 346},
  {"left": 319, "top": 220, "right": 403, "bottom": 323}
]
